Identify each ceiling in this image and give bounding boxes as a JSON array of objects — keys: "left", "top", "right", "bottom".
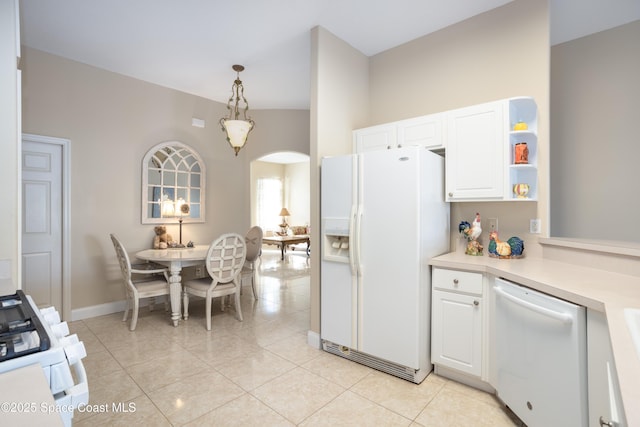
[{"left": 19, "top": 0, "right": 640, "bottom": 111}]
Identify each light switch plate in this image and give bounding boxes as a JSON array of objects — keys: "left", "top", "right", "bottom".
[{"left": 530, "top": 219, "right": 541, "bottom": 234}]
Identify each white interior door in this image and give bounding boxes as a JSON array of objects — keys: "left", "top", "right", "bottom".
[{"left": 21, "top": 139, "right": 63, "bottom": 311}]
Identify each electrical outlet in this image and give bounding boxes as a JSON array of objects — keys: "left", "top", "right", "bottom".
[
  {"left": 530, "top": 219, "right": 541, "bottom": 234},
  {"left": 195, "top": 266, "right": 204, "bottom": 277},
  {"left": 488, "top": 218, "right": 498, "bottom": 232}
]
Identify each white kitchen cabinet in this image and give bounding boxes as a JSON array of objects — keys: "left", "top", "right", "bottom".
[
  {"left": 354, "top": 113, "right": 443, "bottom": 153},
  {"left": 445, "top": 97, "right": 538, "bottom": 201},
  {"left": 353, "top": 123, "right": 397, "bottom": 152},
  {"left": 445, "top": 100, "right": 505, "bottom": 201},
  {"left": 397, "top": 113, "right": 444, "bottom": 150},
  {"left": 587, "top": 310, "right": 627, "bottom": 427},
  {"left": 431, "top": 268, "right": 484, "bottom": 378}
]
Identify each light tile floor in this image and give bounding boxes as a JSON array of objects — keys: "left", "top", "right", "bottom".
[{"left": 70, "top": 248, "right": 522, "bottom": 426}]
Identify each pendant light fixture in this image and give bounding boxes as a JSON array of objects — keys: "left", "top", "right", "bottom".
[{"left": 220, "top": 64, "right": 255, "bottom": 156}]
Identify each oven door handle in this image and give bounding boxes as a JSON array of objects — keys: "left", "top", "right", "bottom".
[{"left": 494, "top": 286, "right": 573, "bottom": 324}]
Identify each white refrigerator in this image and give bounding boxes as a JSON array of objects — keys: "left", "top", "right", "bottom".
[{"left": 320, "top": 146, "right": 449, "bottom": 383}]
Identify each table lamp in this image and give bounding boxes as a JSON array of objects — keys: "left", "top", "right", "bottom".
[{"left": 279, "top": 208, "right": 290, "bottom": 234}]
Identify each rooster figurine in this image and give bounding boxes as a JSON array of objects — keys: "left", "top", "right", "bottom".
[
  {"left": 459, "top": 213, "right": 483, "bottom": 255},
  {"left": 468, "top": 213, "right": 482, "bottom": 241},
  {"left": 488, "top": 231, "right": 525, "bottom": 258}
]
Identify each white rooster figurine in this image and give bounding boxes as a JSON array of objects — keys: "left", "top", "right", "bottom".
[
  {"left": 459, "top": 212, "right": 483, "bottom": 255},
  {"left": 468, "top": 212, "right": 482, "bottom": 241}
]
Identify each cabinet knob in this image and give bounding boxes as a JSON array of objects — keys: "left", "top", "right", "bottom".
[
  {"left": 448, "top": 192, "right": 453, "bottom": 197},
  {"left": 453, "top": 279, "right": 459, "bottom": 285},
  {"left": 473, "top": 300, "right": 479, "bottom": 306},
  {"left": 599, "top": 416, "right": 614, "bottom": 427}
]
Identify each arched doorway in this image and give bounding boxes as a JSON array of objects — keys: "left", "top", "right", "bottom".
[{"left": 250, "top": 151, "right": 310, "bottom": 236}]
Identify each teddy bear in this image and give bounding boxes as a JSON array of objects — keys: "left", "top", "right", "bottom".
[{"left": 153, "top": 225, "right": 174, "bottom": 249}]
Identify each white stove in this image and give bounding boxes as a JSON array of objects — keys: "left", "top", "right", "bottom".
[{"left": 0, "top": 291, "right": 89, "bottom": 426}]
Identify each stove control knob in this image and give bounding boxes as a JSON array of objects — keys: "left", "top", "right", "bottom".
[
  {"left": 61, "top": 335, "right": 87, "bottom": 365},
  {"left": 51, "top": 321, "right": 70, "bottom": 338},
  {"left": 42, "top": 309, "right": 61, "bottom": 326}
]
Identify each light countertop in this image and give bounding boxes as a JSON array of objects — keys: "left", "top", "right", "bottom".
[{"left": 430, "top": 251, "right": 640, "bottom": 425}]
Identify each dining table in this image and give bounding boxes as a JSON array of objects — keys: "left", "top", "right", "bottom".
[{"left": 135, "top": 244, "right": 209, "bottom": 326}]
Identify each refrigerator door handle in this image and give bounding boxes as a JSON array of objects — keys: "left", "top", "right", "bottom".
[
  {"left": 355, "top": 206, "right": 363, "bottom": 277},
  {"left": 349, "top": 205, "right": 357, "bottom": 275}
]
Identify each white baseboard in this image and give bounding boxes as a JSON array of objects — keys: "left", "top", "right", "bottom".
[
  {"left": 71, "top": 296, "right": 172, "bottom": 321},
  {"left": 307, "top": 330, "right": 321, "bottom": 349},
  {"left": 71, "top": 300, "right": 126, "bottom": 321}
]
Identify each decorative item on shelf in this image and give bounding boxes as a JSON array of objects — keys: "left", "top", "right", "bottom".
[
  {"left": 220, "top": 64, "right": 255, "bottom": 156},
  {"left": 279, "top": 207, "right": 290, "bottom": 235},
  {"left": 458, "top": 212, "right": 483, "bottom": 255},
  {"left": 488, "top": 231, "right": 524, "bottom": 259},
  {"left": 513, "top": 121, "right": 528, "bottom": 131},
  {"left": 513, "top": 183, "right": 530, "bottom": 199},
  {"left": 186, "top": 241, "right": 195, "bottom": 248},
  {"left": 514, "top": 142, "right": 529, "bottom": 164}
]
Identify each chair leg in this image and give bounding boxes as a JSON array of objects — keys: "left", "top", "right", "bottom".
[
  {"left": 149, "top": 297, "right": 155, "bottom": 312},
  {"left": 251, "top": 271, "right": 258, "bottom": 300},
  {"left": 182, "top": 291, "right": 189, "bottom": 320},
  {"left": 234, "top": 287, "right": 244, "bottom": 322},
  {"left": 130, "top": 298, "right": 140, "bottom": 331},
  {"left": 206, "top": 297, "right": 212, "bottom": 331},
  {"left": 122, "top": 298, "right": 130, "bottom": 322}
]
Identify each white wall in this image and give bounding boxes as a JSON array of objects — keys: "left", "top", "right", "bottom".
[{"left": 0, "top": 0, "right": 20, "bottom": 294}]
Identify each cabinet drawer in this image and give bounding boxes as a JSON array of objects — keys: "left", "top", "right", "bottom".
[{"left": 433, "top": 268, "right": 482, "bottom": 295}]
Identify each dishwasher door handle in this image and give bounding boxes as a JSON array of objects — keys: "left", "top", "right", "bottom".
[{"left": 494, "top": 286, "right": 573, "bottom": 324}]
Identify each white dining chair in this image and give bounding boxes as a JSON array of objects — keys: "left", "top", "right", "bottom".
[
  {"left": 242, "top": 225, "right": 263, "bottom": 300},
  {"left": 110, "top": 234, "right": 170, "bottom": 331},
  {"left": 182, "top": 233, "right": 246, "bottom": 330}
]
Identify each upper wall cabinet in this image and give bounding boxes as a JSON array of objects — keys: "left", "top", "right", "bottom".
[
  {"left": 354, "top": 123, "right": 397, "bottom": 152},
  {"left": 354, "top": 112, "right": 444, "bottom": 153},
  {"left": 353, "top": 97, "right": 538, "bottom": 202},
  {"left": 141, "top": 141, "right": 206, "bottom": 224},
  {"left": 445, "top": 101, "right": 505, "bottom": 201},
  {"left": 446, "top": 97, "right": 538, "bottom": 202}
]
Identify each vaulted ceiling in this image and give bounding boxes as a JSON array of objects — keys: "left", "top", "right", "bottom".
[{"left": 20, "top": 0, "right": 640, "bottom": 110}]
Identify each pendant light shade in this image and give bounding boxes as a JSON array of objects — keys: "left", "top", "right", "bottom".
[{"left": 220, "top": 64, "right": 255, "bottom": 156}]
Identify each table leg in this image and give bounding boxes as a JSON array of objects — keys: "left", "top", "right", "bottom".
[
  {"left": 168, "top": 261, "right": 182, "bottom": 327},
  {"left": 280, "top": 242, "right": 285, "bottom": 260}
]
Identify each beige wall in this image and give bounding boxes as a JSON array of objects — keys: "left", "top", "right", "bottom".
[
  {"left": 310, "top": 26, "right": 370, "bottom": 334},
  {"left": 0, "top": 0, "right": 20, "bottom": 295},
  {"left": 369, "top": 0, "right": 550, "bottom": 256},
  {"left": 285, "top": 162, "right": 311, "bottom": 227},
  {"left": 550, "top": 20, "right": 640, "bottom": 243},
  {"left": 21, "top": 47, "right": 310, "bottom": 314}
]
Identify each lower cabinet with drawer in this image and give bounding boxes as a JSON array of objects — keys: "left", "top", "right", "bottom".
[{"left": 431, "top": 268, "right": 486, "bottom": 383}]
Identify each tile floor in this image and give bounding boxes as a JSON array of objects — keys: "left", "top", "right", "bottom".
[{"left": 70, "top": 248, "right": 521, "bottom": 426}]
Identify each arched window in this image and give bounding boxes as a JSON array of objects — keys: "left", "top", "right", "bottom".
[{"left": 141, "top": 141, "right": 205, "bottom": 224}]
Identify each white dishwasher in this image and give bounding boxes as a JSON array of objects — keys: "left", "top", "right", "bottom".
[{"left": 494, "top": 278, "right": 587, "bottom": 427}]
